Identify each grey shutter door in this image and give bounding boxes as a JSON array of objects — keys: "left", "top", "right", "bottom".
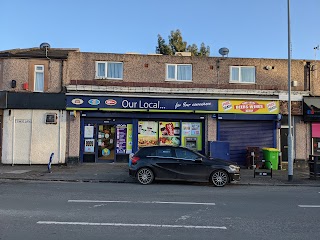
[{"left": 218, "top": 120, "right": 275, "bottom": 166}]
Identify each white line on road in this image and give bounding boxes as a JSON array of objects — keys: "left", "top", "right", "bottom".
[
  {"left": 68, "top": 200, "right": 216, "bottom": 206},
  {"left": 37, "top": 221, "right": 226, "bottom": 229},
  {"left": 298, "top": 205, "right": 320, "bottom": 208}
]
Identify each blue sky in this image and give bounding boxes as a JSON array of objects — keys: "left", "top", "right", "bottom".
[{"left": 1, "top": 0, "right": 319, "bottom": 60}]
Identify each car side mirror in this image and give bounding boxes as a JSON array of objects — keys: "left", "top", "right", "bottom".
[{"left": 194, "top": 158, "right": 203, "bottom": 163}]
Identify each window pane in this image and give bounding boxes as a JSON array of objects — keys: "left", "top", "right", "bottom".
[
  {"left": 231, "top": 67, "right": 239, "bottom": 81},
  {"left": 97, "top": 63, "right": 105, "bottom": 77},
  {"left": 177, "top": 65, "right": 192, "bottom": 80},
  {"left": 156, "top": 148, "right": 173, "bottom": 157},
  {"left": 175, "top": 148, "right": 198, "bottom": 160},
  {"left": 241, "top": 67, "right": 255, "bottom": 83},
  {"left": 167, "top": 65, "right": 175, "bottom": 79},
  {"left": 35, "top": 72, "right": 44, "bottom": 92},
  {"left": 36, "top": 66, "right": 43, "bottom": 71},
  {"left": 107, "top": 62, "right": 123, "bottom": 79}
]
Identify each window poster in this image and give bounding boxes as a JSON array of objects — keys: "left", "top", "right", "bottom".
[
  {"left": 181, "top": 122, "right": 202, "bottom": 150},
  {"left": 116, "top": 124, "right": 127, "bottom": 154},
  {"left": 126, "top": 124, "right": 133, "bottom": 154},
  {"left": 138, "top": 121, "right": 158, "bottom": 147},
  {"left": 159, "top": 122, "right": 180, "bottom": 146},
  {"left": 84, "top": 125, "right": 94, "bottom": 138}
]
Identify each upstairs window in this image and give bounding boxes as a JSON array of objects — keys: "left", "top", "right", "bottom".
[
  {"left": 230, "top": 66, "right": 255, "bottom": 83},
  {"left": 166, "top": 64, "right": 192, "bottom": 81},
  {"left": 95, "top": 61, "right": 123, "bottom": 80},
  {"left": 34, "top": 65, "right": 44, "bottom": 92}
]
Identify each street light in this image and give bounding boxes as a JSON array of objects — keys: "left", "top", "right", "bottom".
[{"left": 287, "top": 0, "right": 293, "bottom": 181}]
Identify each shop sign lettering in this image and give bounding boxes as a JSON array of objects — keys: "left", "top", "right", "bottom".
[
  {"left": 235, "top": 101, "right": 264, "bottom": 113},
  {"left": 174, "top": 101, "right": 212, "bottom": 110},
  {"left": 15, "top": 119, "right": 32, "bottom": 123},
  {"left": 67, "top": 96, "right": 218, "bottom": 111},
  {"left": 121, "top": 100, "right": 164, "bottom": 109}
]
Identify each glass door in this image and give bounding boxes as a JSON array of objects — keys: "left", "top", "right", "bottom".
[{"left": 97, "top": 124, "right": 116, "bottom": 162}]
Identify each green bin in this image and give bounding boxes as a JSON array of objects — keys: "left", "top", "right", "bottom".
[{"left": 262, "top": 148, "right": 279, "bottom": 170}]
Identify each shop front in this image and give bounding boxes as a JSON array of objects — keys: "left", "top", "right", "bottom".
[
  {"left": 215, "top": 99, "right": 280, "bottom": 166},
  {"left": 303, "top": 97, "right": 320, "bottom": 156},
  {"left": 66, "top": 95, "right": 218, "bottom": 163}
]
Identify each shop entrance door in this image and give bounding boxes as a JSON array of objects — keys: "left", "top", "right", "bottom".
[
  {"left": 280, "top": 128, "right": 288, "bottom": 162},
  {"left": 97, "top": 124, "right": 116, "bottom": 162}
]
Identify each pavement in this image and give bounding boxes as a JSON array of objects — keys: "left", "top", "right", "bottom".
[{"left": 0, "top": 163, "right": 319, "bottom": 186}]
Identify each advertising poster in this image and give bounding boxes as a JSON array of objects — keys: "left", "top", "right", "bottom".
[
  {"left": 116, "top": 124, "right": 127, "bottom": 154},
  {"left": 126, "top": 124, "right": 133, "bottom": 154},
  {"left": 84, "top": 125, "right": 94, "bottom": 138},
  {"left": 181, "top": 122, "right": 202, "bottom": 150},
  {"left": 159, "top": 122, "right": 180, "bottom": 146},
  {"left": 218, "top": 100, "right": 279, "bottom": 114},
  {"left": 138, "top": 121, "right": 158, "bottom": 147}
]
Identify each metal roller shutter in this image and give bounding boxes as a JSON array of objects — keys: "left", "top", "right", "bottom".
[{"left": 218, "top": 120, "right": 275, "bottom": 166}]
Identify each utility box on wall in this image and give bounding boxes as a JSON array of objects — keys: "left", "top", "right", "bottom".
[
  {"left": 209, "top": 141, "right": 230, "bottom": 161},
  {"left": 45, "top": 113, "right": 57, "bottom": 124}
]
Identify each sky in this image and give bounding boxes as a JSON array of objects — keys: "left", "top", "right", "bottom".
[{"left": 1, "top": 0, "right": 319, "bottom": 60}]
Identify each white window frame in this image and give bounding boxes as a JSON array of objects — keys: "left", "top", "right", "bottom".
[
  {"left": 95, "top": 61, "right": 123, "bottom": 80},
  {"left": 165, "top": 64, "right": 192, "bottom": 82},
  {"left": 34, "top": 64, "right": 44, "bottom": 92},
  {"left": 229, "top": 66, "right": 256, "bottom": 84}
]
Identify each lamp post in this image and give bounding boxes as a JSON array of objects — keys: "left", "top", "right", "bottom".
[{"left": 287, "top": 0, "right": 293, "bottom": 181}]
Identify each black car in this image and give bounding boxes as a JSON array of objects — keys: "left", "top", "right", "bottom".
[{"left": 129, "top": 146, "right": 240, "bottom": 187}]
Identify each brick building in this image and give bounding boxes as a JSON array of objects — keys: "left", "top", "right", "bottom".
[{"left": 0, "top": 45, "right": 318, "bottom": 167}]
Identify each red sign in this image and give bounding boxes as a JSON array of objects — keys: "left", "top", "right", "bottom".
[
  {"left": 234, "top": 101, "right": 265, "bottom": 113},
  {"left": 105, "top": 99, "right": 117, "bottom": 106}
]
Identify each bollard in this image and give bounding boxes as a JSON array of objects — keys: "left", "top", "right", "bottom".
[{"left": 48, "top": 153, "right": 54, "bottom": 173}]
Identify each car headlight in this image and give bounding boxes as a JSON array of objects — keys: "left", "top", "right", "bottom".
[{"left": 229, "top": 165, "right": 239, "bottom": 172}]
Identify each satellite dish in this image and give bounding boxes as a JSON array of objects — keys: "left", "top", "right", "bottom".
[
  {"left": 40, "top": 42, "right": 50, "bottom": 50},
  {"left": 219, "top": 47, "right": 229, "bottom": 57}
]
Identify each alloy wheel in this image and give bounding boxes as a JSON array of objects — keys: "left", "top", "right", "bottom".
[
  {"left": 137, "top": 168, "right": 154, "bottom": 185},
  {"left": 211, "top": 170, "right": 229, "bottom": 187}
]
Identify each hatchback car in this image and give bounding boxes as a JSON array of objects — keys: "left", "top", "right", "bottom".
[{"left": 129, "top": 146, "right": 240, "bottom": 187}]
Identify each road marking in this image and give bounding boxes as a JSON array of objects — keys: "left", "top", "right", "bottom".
[
  {"left": 68, "top": 200, "right": 215, "bottom": 206},
  {"left": 37, "top": 221, "right": 226, "bottom": 229},
  {"left": 298, "top": 205, "right": 320, "bottom": 208}
]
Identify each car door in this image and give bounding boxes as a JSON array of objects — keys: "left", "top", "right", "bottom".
[
  {"left": 148, "top": 147, "right": 180, "bottom": 180},
  {"left": 174, "top": 148, "right": 210, "bottom": 181}
]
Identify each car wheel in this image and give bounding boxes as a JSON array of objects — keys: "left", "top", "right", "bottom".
[
  {"left": 211, "top": 170, "right": 229, "bottom": 187},
  {"left": 137, "top": 168, "right": 154, "bottom": 185}
]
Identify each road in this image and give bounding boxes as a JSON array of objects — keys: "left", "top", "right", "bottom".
[{"left": 0, "top": 181, "right": 319, "bottom": 240}]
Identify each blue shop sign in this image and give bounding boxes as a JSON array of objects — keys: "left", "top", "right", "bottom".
[{"left": 67, "top": 95, "right": 218, "bottom": 112}]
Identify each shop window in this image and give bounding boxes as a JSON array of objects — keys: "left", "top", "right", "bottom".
[
  {"left": 166, "top": 64, "right": 192, "bottom": 81},
  {"left": 95, "top": 61, "right": 123, "bottom": 80},
  {"left": 137, "top": 120, "right": 202, "bottom": 151}
]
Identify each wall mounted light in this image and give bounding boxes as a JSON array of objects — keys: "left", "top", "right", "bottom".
[{"left": 11, "top": 80, "right": 16, "bottom": 88}]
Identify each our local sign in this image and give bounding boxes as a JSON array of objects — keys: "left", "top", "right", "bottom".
[
  {"left": 219, "top": 100, "right": 279, "bottom": 114},
  {"left": 67, "top": 95, "right": 218, "bottom": 112}
]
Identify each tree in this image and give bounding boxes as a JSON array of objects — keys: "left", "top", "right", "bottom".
[{"left": 156, "top": 29, "right": 210, "bottom": 56}]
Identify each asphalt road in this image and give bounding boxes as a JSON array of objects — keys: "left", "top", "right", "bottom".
[{"left": 0, "top": 181, "right": 319, "bottom": 240}]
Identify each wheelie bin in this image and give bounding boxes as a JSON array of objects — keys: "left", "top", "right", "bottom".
[{"left": 262, "top": 148, "right": 279, "bottom": 170}]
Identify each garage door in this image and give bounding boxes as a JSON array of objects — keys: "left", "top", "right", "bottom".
[{"left": 218, "top": 120, "right": 275, "bottom": 166}]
